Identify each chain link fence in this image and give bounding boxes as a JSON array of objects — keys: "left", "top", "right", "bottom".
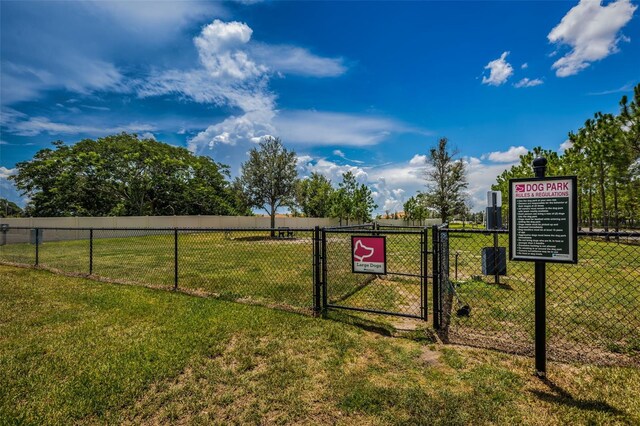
[
  {"left": 2, "top": 224, "right": 638, "bottom": 366},
  {"left": 435, "top": 227, "right": 640, "bottom": 366},
  {"left": 0, "top": 226, "right": 315, "bottom": 313},
  {"left": 324, "top": 225, "right": 428, "bottom": 319}
]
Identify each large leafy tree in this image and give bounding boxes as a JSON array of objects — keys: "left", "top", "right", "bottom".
[
  {"left": 11, "top": 133, "right": 247, "bottom": 217},
  {"left": 295, "top": 173, "right": 334, "bottom": 217},
  {"left": 423, "top": 138, "right": 468, "bottom": 224},
  {"left": 239, "top": 137, "right": 298, "bottom": 232}
]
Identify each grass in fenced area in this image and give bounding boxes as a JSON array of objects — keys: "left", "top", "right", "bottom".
[
  {"left": 0, "top": 230, "right": 315, "bottom": 309},
  {"left": 446, "top": 232, "right": 640, "bottom": 363},
  {"left": 1, "top": 228, "right": 639, "bottom": 364},
  {"left": 1, "top": 265, "right": 639, "bottom": 425}
]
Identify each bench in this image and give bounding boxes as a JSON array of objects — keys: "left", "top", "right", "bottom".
[{"left": 277, "top": 227, "right": 295, "bottom": 239}]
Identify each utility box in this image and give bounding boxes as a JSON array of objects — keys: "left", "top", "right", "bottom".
[
  {"left": 0, "top": 224, "right": 8, "bottom": 246},
  {"left": 30, "top": 229, "right": 43, "bottom": 245},
  {"left": 482, "top": 247, "right": 507, "bottom": 275},
  {"left": 485, "top": 206, "right": 502, "bottom": 229}
]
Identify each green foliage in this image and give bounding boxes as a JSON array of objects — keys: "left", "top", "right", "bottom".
[
  {"left": 295, "top": 172, "right": 334, "bottom": 217},
  {"left": 329, "top": 171, "right": 377, "bottom": 224},
  {"left": 238, "top": 136, "right": 298, "bottom": 229},
  {"left": 10, "top": 133, "right": 248, "bottom": 217},
  {"left": 403, "top": 193, "right": 431, "bottom": 223},
  {"left": 0, "top": 198, "right": 23, "bottom": 217},
  {"left": 423, "top": 137, "right": 468, "bottom": 224},
  {"left": 492, "top": 84, "right": 640, "bottom": 229}
]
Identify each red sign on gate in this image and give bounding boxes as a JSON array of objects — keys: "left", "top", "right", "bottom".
[{"left": 351, "top": 236, "right": 387, "bottom": 274}]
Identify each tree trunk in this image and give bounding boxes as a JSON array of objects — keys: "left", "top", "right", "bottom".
[
  {"left": 270, "top": 205, "right": 276, "bottom": 238},
  {"left": 588, "top": 186, "right": 593, "bottom": 231}
]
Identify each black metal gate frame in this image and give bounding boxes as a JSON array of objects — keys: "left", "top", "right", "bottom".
[{"left": 316, "top": 227, "right": 431, "bottom": 320}]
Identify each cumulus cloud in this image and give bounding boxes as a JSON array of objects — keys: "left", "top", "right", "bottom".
[
  {"left": 409, "top": 154, "right": 427, "bottom": 166},
  {"left": 482, "top": 52, "right": 514, "bottom": 86},
  {"left": 521, "top": 63, "right": 529, "bottom": 69},
  {"left": 0, "top": 167, "right": 16, "bottom": 179},
  {"left": 514, "top": 78, "right": 544, "bottom": 88},
  {"left": 548, "top": 0, "right": 637, "bottom": 77},
  {"left": 485, "top": 146, "right": 528, "bottom": 163},
  {"left": 137, "top": 19, "right": 352, "bottom": 153}
]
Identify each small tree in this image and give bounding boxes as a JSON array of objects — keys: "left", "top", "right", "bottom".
[
  {"left": 0, "top": 198, "right": 23, "bottom": 217},
  {"left": 239, "top": 137, "right": 298, "bottom": 235},
  {"left": 295, "top": 173, "right": 334, "bottom": 217},
  {"left": 423, "top": 137, "right": 468, "bottom": 224}
]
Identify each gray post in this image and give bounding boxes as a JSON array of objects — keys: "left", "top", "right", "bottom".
[{"left": 533, "top": 156, "right": 548, "bottom": 377}]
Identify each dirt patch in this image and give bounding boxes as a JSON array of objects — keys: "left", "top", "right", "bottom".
[{"left": 420, "top": 347, "right": 441, "bottom": 366}]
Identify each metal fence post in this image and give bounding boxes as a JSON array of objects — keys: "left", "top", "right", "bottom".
[
  {"left": 313, "top": 226, "right": 321, "bottom": 315},
  {"left": 321, "top": 227, "right": 328, "bottom": 314},
  {"left": 174, "top": 228, "right": 179, "bottom": 290},
  {"left": 89, "top": 229, "right": 93, "bottom": 275},
  {"left": 421, "top": 227, "right": 428, "bottom": 321},
  {"left": 432, "top": 225, "right": 440, "bottom": 330},
  {"left": 34, "top": 228, "right": 39, "bottom": 266}
]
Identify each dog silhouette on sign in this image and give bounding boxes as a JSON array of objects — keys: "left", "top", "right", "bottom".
[{"left": 354, "top": 240, "right": 375, "bottom": 262}]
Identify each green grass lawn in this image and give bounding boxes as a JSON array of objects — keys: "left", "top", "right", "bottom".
[
  {"left": 1, "top": 265, "right": 639, "bottom": 425},
  {"left": 445, "top": 232, "right": 640, "bottom": 363},
  {"left": 1, "top": 228, "right": 638, "bottom": 365}
]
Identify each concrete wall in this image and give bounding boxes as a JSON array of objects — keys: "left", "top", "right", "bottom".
[
  {"left": 376, "top": 218, "right": 442, "bottom": 227},
  {"left": 0, "top": 215, "right": 342, "bottom": 229}
]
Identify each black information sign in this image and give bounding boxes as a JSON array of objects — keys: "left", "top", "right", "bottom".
[{"left": 509, "top": 176, "right": 577, "bottom": 263}]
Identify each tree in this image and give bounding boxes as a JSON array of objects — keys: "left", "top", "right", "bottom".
[
  {"left": 423, "top": 138, "right": 468, "bottom": 224},
  {"left": 0, "top": 198, "right": 23, "bottom": 217},
  {"left": 492, "top": 147, "right": 562, "bottom": 225},
  {"left": 295, "top": 173, "right": 334, "bottom": 217},
  {"left": 11, "top": 133, "right": 247, "bottom": 217},
  {"left": 239, "top": 137, "right": 298, "bottom": 233}
]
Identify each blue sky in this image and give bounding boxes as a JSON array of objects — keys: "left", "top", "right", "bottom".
[{"left": 1, "top": 0, "right": 638, "bottom": 213}]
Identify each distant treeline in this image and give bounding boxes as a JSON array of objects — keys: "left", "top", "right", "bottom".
[{"left": 493, "top": 84, "right": 640, "bottom": 230}]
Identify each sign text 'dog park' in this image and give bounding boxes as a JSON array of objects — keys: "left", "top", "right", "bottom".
[{"left": 509, "top": 176, "right": 578, "bottom": 264}]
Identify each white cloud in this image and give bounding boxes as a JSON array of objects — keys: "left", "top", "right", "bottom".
[
  {"left": 464, "top": 157, "right": 517, "bottom": 209},
  {"left": 188, "top": 109, "right": 276, "bottom": 152},
  {"left": 274, "top": 110, "right": 414, "bottom": 147},
  {"left": 333, "top": 149, "right": 345, "bottom": 158},
  {"left": 548, "top": 0, "right": 637, "bottom": 77},
  {"left": 4, "top": 116, "right": 155, "bottom": 137},
  {"left": 138, "top": 19, "right": 352, "bottom": 154},
  {"left": 409, "top": 154, "right": 427, "bottom": 166},
  {"left": 250, "top": 44, "right": 346, "bottom": 77},
  {"left": 0, "top": 167, "right": 16, "bottom": 179},
  {"left": 559, "top": 139, "right": 573, "bottom": 152},
  {"left": 194, "top": 20, "right": 266, "bottom": 81},
  {"left": 482, "top": 52, "right": 514, "bottom": 86},
  {"left": 521, "top": 63, "right": 529, "bottom": 69},
  {"left": 514, "top": 77, "right": 544, "bottom": 88},
  {"left": 486, "top": 146, "right": 528, "bottom": 163}
]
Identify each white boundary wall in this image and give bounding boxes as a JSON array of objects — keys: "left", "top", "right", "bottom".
[
  {"left": 0, "top": 215, "right": 342, "bottom": 229},
  {"left": 376, "top": 219, "right": 442, "bottom": 227}
]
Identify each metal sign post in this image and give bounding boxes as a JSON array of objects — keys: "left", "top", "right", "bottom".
[
  {"left": 532, "top": 157, "right": 548, "bottom": 377},
  {"left": 509, "top": 157, "right": 578, "bottom": 377}
]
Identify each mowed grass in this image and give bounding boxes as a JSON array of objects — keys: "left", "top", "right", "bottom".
[
  {"left": 0, "top": 230, "right": 315, "bottom": 309},
  {"left": 1, "top": 265, "right": 640, "bottom": 425},
  {"left": 2, "top": 229, "right": 639, "bottom": 362},
  {"left": 446, "top": 232, "right": 640, "bottom": 361}
]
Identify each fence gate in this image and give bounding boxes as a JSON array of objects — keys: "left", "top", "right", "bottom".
[{"left": 320, "top": 226, "right": 429, "bottom": 320}]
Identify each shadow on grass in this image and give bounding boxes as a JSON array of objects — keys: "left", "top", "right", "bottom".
[
  {"left": 532, "top": 377, "right": 629, "bottom": 418},
  {"left": 324, "top": 310, "right": 395, "bottom": 336}
]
